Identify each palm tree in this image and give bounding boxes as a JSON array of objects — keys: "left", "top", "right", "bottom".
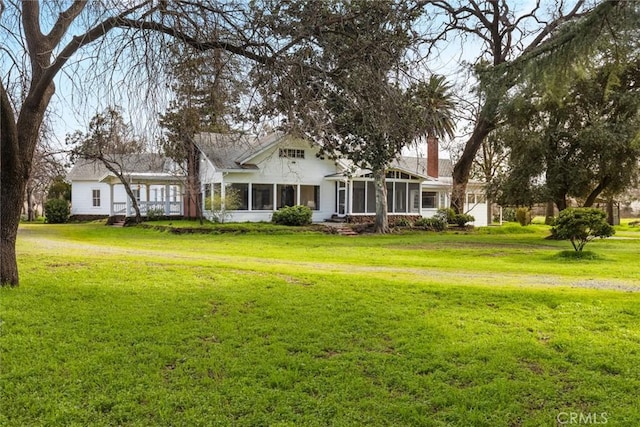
[{"left": 413, "top": 74, "right": 456, "bottom": 142}]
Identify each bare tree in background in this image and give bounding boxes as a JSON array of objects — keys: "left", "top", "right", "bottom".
[
  {"left": 68, "top": 106, "right": 147, "bottom": 223},
  {"left": 25, "top": 138, "right": 67, "bottom": 221}
]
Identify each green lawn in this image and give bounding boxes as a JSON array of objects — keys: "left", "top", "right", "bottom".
[{"left": 2, "top": 222, "right": 640, "bottom": 426}]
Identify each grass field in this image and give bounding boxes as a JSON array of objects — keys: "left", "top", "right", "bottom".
[{"left": 2, "top": 221, "right": 640, "bottom": 426}]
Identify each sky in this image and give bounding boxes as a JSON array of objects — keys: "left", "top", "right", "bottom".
[{"left": 2, "top": 0, "right": 565, "bottom": 162}]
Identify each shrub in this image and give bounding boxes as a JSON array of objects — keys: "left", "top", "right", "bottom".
[
  {"left": 452, "top": 213, "right": 475, "bottom": 227},
  {"left": 436, "top": 208, "right": 456, "bottom": 224},
  {"left": 395, "top": 217, "right": 413, "bottom": 227},
  {"left": 205, "top": 190, "right": 240, "bottom": 223},
  {"left": 415, "top": 216, "right": 447, "bottom": 231},
  {"left": 146, "top": 208, "right": 164, "bottom": 221},
  {"left": 551, "top": 208, "right": 614, "bottom": 252},
  {"left": 499, "top": 207, "right": 517, "bottom": 222},
  {"left": 44, "top": 199, "right": 69, "bottom": 224},
  {"left": 272, "top": 205, "right": 312, "bottom": 226},
  {"left": 515, "top": 207, "right": 532, "bottom": 226}
]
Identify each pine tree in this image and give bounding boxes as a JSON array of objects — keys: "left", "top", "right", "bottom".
[{"left": 159, "top": 44, "right": 246, "bottom": 220}]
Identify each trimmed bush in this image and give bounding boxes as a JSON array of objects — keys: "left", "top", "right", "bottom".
[
  {"left": 272, "top": 205, "right": 313, "bottom": 226},
  {"left": 515, "top": 207, "right": 531, "bottom": 226},
  {"left": 551, "top": 208, "right": 614, "bottom": 252},
  {"left": 44, "top": 199, "right": 70, "bottom": 224}
]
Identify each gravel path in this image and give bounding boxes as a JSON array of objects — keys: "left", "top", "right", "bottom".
[{"left": 19, "top": 229, "right": 640, "bottom": 293}]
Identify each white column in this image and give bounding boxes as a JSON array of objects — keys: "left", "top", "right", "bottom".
[
  {"left": 125, "top": 189, "right": 131, "bottom": 217},
  {"left": 347, "top": 180, "right": 353, "bottom": 215},
  {"left": 164, "top": 184, "right": 170, "bottom": 215},
  {"left": 220, "top": 176, "right": 226, "bottom": 212},
  {"left": 109, "top": 183, "right": 114, "bottom": 216},
  {"left": 272, "top": 184, "right": 277, "bottom": 210}
]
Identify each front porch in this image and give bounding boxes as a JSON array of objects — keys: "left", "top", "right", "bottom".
[
  {"left": 111, "top": 200, "right": 183, "bottom": 217},
  {"left": 101, "top": 176, "right": 185, "bottom": 218}
]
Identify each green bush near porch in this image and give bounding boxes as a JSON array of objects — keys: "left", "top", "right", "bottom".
[{"left": 272, "top": 205, "right": 313, "bottom": 226}]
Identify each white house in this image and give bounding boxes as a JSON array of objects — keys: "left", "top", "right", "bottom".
[
  {"left": 67, "top": 133, "right": 488, "bottom": 225},
  {"left": 67, "top": 154, "right": 185, "bottom": 219},
  {"left": 195, "top": 132, "right": 488, "bottom": 226}
]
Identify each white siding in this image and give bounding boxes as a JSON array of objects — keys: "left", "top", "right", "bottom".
[
  {"left": 71, "top": 181, "right": 182, "bottom": 216},
  {"left": 71, "top": 181, "right": 111, "bottom": 215},
  {"left": 202, "top": 136, "right": 337, "bottom": 223}
]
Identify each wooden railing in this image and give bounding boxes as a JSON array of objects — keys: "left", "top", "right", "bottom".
[{"left": 112, "top": 201, "right": 182, "bottom": 217}]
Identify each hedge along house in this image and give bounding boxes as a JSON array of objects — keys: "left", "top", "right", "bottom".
[
  {"left": 67, "top": 154, "right": 185, "bottom": 221},
  {"left": 195, "top": 132, "right": 488, "bottom": 226}
]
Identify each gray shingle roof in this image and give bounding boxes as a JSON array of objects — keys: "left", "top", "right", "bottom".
[
  {"left": 66, "top": 154, "right": 172, "bottom": 180},
  {"left": 193, "top": 133, "right": 256, "bottom": 170},
  {"left": 390, "top": 156, "right": 453, "bottom": 178},
  {"left": 194, "top": 131, "right": 289, "bottom": 170}
]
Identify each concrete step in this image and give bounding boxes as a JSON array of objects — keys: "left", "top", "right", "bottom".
[{"left": 335, "top": 226, "right": 358, "bottom": 236}]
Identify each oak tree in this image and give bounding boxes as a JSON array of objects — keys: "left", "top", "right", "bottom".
[{"left": 0, "top": 0, "right": 276, "bottom": 286}]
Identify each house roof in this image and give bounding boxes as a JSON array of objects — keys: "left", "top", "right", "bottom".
[
  {"left": 194, "top": 132, "right": 287, "bottom": 171},
  {"left": 194, "top": 131, "right": 455, "bottom": 180},
  {"left": 66, "top": 154, "right": 176, "bottom": 181},
  {"left": 391, "top": 157, "right": 453, "bottom": 179}
]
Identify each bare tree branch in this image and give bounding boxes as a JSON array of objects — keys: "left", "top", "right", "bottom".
[{"left": 45, "top": 0, "right": 89, "bottom": 46}]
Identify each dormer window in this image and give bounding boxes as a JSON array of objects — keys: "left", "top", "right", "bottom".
[{"left": 279, "top": 148, "right": 305, "bottom": 159}]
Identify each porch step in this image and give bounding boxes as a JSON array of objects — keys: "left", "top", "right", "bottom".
[
  {"left": 326, "top": 215, "right": 347, "bottom": 223},
  {"left": 111, "top": 220, "right": 125, "bottom": 227},
  {"left": 335, "top": 225, "right": 358, "bottom": 236}
]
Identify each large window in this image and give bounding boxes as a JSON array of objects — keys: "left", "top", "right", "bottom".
[
  {"left": 422, "top": 191, "right": 437, "bottom": 209},
  {"left": 366, "top": 182, "right": 376, "bottom": 213},
  {"left": 395, "top": 182, "right": 407, "bottom": 213},
  {"left": 352, "top": 181, "right": 366, "bottom": 213},
  {"left": 228, "top": 183, "right": 248, "bottom": 210},
  {"left": 409, "top": 183, "right": 420, "bottom": 213},
  {"left": 92, "top": 189, "right": 100, "bottom": 207},
  {"left": 252, "top": 184, "right": 273, "bottom": 210},
  {"left": 277, "top": 184, "right": 297, "bottom": 208},
  {"left": 467, "top": 193, "right": 486, "bottom": 205},
  {"left": 300, "top": 185, "right": 320, "bottom": 210}
]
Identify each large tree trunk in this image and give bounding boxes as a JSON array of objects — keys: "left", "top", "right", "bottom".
[
  {"left": 555, "top": 196, "right": 568, "bottom": 211},
  {"left": 26, "top": 186, "right": 36, "bottom": 221},
  {"left": 545, "top": 201, "right": 555, "bottom": 225},
  {"left": 373, "top": 167, "right": 389, "bottom": 234},
  {"left": 450, "top": 115, "right": 495, "bottom": 214},
  {"left": 1, "top": 164, "right": 27, "bottom": 287},
  {"left": 2, "top": 106, "right": 51, "bottom": 286},
  {"left": 583, "top": 177, "right": 611, "bottom": 208},
  {"left": 185, "top": 139, "right": 202, "bottom": 223}
]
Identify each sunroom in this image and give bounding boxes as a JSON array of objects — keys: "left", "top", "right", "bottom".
[{"left": 326, "top": 168, "right": 448, "bottom": 217}]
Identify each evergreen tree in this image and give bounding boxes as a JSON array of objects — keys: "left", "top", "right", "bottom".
[
  {"left": 159, "top": 44, "right": 246, "bottom": 220},
  {"left": 492, "top": 55, "right": 640, "bottom": 212}
]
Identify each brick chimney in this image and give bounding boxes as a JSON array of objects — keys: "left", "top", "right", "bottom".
[{"left": 427, "top": 135, "right": 439, "bottom": 178}]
